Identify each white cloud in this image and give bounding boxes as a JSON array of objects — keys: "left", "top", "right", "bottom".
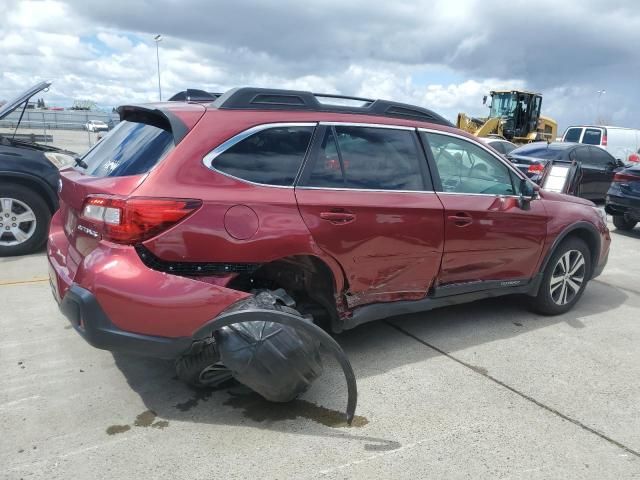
[{"left": 0, "top": 0, "right": 638, "bottom": 131}]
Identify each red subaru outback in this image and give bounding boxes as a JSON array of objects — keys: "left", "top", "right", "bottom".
[{"left": 48, "top": 88, "right": 610, "bottom": 387}]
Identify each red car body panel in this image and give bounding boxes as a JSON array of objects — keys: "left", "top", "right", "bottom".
[
  {"left": 295, "top": 188, "right": 444, "bottom": 307},
  {"left": 47, "top": 99, "right": 611, "bottom": 349},
  {"left": 437, "top": 194, "right": 549, "bottom": 284}
]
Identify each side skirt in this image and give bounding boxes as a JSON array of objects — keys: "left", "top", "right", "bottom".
[{"left": 339, "top": 274, "right": 543, "bottom": 332}]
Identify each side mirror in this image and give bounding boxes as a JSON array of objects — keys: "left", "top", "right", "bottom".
[{"left": 518, "top": 178, "right": 537, "bottom": 210}]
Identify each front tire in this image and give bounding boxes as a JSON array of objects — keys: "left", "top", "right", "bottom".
[
  {"left": 531, "top": 237, "right": 591, "bottom": 315},
  {"left": 612, "top": 214, "right": 637, "bottom": 231},
  {"left": 0, "top": 183, "right": 51, "bottom": 257}
]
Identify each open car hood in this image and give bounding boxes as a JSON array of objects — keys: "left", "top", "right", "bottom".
[{"left": 0, "top": 81, "right": 51, "bottom": 120}]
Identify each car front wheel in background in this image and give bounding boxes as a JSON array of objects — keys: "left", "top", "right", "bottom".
[
  {"left": 531, "top": 237, "right": 591, "bottom": 315},
  {"left": 0, "top": 183, "right": 51, "bottom": 257},
  {"left": 612, "top": 214, "right": 637, "bottom": 231}
]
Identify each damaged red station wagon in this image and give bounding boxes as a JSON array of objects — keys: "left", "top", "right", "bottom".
[{"left": 48, "top": 87, "right": 610, "bottom": 389}]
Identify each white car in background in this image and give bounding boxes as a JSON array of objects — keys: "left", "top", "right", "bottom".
[
  {"left": 562, "top": 125, "right": 640, "bottom": 164},
  {"left": 84, "top": 120, "right": 109, "bottom": 132}
]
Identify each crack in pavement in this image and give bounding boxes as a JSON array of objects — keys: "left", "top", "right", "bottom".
[{"left": 385, "top": 320, "right": 640, "bottom": 459}]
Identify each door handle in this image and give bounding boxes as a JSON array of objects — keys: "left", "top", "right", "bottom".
[
  {"left": 320, "top": 211, "right": 356, "bottom": 224},
  {"left": 448, "top": 212, "right": 473, "bottom": 227}
]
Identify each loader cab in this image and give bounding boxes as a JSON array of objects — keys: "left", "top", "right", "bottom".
[{"left": 488, "top": 91, "right": 542, "bottom": 142}]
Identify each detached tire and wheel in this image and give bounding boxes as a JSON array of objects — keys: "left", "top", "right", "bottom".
[
  {"left": 0, "top": 183, "right": 51, "bottom": 257},
  {"left": 531, "top": 237, "right": 591, "bottom": 316},
  {"left": 175, "top": 342, "right": 233, "bottom": 388},
  {"left": 612, "top": 214, "right": 637, "bottom": 231}
]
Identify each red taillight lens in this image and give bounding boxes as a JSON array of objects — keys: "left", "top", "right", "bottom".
[
  {"left": 528, "top": 163, "right": 545, "bottom": 174},
  {"left": 81, "top": 196, "right": 202, "bottom": 244},
  {"left": 613, "top": 172, "right": 640, "bottom": 183},
  {"left": 601, "top": 134, "right": 607, "bottom": 146},
  {"left": 628, "top": 153, "right": 640, "bottom": 163}
]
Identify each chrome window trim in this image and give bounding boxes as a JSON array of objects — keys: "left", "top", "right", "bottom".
[
  {"left": 202, "top": 122, "right": 317, "bottom": 188},
  {"left": 417, "top": 127, "right": 528, "bottom": 181},
  {"left": 319, "top": 121, "right": 415, "bottom": 131},
  {"left": 295, "top": 186, "right": 436, "bottom": 194}
]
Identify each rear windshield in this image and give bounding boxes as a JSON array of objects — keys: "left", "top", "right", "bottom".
[
  {"left": 80, "top": 120, "right": 174, "bottom": 177},
  {"left": 509, "top": 144, "right": 566, "bottom": 160},
  {"left": 582, "top": 128, "right": 602, "bottom": 145},
  {"left": 564, "top": 127, "right": 582, "bottom": 142}
]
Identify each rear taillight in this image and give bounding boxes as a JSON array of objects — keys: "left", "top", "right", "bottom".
[
  {"left": 601, "top": 133, "right": 607, "bottom": 146},
  {"left": 613, "top": 172, "right": 640, "bottom": 183},
  {"left": 628, "top": 153, "right": 640, "bottom": 163},
  {"left": 81, "top": 196, "right": 202, "bottom": 244},
  {"left": 528, "top": 163, "right": 545, "bottom": 174}
]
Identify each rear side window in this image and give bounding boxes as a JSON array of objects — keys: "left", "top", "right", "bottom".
[
  {"left": 564, "top": 127, "right": 582, "bottom": 142},
  {"left": 582, "top": 128, "right": 602, "bottom": 145},
  {"left": 305, "top": 126, "right": 426, "bottom": 191},
  {"left": 213, "top": 126, "right": 314, "bottom": 186},
  {"left": 81, "top": 120, "right": 174, "bottom": 177}
]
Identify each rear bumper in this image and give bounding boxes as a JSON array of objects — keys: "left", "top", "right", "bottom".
[
  {"left": 605, "top": 194, "right": 640, "bottom": 219},
  {"left": 60, "top": 284, "right": 191, "bottom": 359}
]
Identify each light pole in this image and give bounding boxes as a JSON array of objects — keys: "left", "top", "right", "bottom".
[
  {"left": 154, "top": 34, "right": 163, "bottom": 101},
  {"left": 596, "top": 89, "right": 606, "bottom": 124}
]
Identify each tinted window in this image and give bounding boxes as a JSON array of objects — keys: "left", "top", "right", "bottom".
[
  {"left": 589, "top": 146, "right": 614, "bottom": 167},
  {"left": 81, "top": 120, "right": 174, "bottom": 177},
  {"left": 423, "top": 132, "right": 515, "bottom": 195},
  {"left": 306, "top": 126, "right": 425, "bottom": 191},
  {"left": 502, "top": 142, "right": 517, "bottom": 155},
  {"left": 582, "top": 128, "right": 602, "bottom": 145},
  {"left": 571, "top": 147, "right": 591, "bottom": 165},
  {"left": 214, "top": 126, "right": 314, "bottom": 186},
  {"left": 564, "top": 127, "right": 582, "bottom": 142},
  {"left": 488, "top": 141, "right": 505, "bottom": 154}
]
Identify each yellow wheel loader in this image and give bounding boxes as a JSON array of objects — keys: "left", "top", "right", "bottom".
[{"left": 457, "top": 90, "right": 557, "bottom": 144}]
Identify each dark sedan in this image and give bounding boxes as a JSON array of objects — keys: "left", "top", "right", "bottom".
[
  {"left": 605, "top": 164, "right": 640, "bottom": 230},
  {"left": 507, "top": 142, "right": 621, "bottom": 200}
]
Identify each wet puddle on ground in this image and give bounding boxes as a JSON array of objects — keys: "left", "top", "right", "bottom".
[
  {"left": 223, "top": 392, "right": 369, "bottom": 428},
  {"left": 106, "top": 410, "right": 169, "bottom": 435}
]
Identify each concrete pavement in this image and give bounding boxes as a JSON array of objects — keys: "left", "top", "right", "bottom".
[{"left": 1, "top": 221, "right": 639, "bottom": 479}]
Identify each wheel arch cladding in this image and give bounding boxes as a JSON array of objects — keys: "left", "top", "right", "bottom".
[
  {"left": 544, "top": 222, "right": 601, "bottom": 278},
  {"left": 0, "top": 173, "right": 58, "bottom": 212}
]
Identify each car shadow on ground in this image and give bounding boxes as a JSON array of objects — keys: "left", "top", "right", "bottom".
[
  {"left": 610, "top": 226, "right": 640, "bottom": 239},
  {"left": 111, "top": 280, "right": 627, "bottom": 450}
]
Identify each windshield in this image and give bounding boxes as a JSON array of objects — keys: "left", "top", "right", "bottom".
[
  {"left": 489, "top": 92, "right": 516, "bottom": 118},
  {"left": 79, "top": 120, "right": 174, "bottom": 177}
]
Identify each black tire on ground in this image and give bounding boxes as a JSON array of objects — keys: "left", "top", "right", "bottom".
[
  {"left": 175, "top": 342, "right": 233, "bottom": 389},
  {"left": 530, "top": 236, "right": 591, "bottom": 316},
  {"left": 0, "top": 183, "right": 51, "bottom": 257},
  {"left": 612, "top": 214, "right": 637, "bottom": 231}
]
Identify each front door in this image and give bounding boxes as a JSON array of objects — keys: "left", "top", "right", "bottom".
[
  {"left": 420, "top": 131, "right": 549, "bottom": 292},
  {"left": 295, "top": 124, "right": 444, "bottom": 308}
]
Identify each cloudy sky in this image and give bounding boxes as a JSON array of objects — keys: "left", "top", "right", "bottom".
[{"left": 1, "top": 0, "right": 639, "bottom": 130}]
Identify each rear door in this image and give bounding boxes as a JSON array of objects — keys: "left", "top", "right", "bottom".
[
  {"left": 420, "top": 130, "right": 548, "bottom": 291},
  {"left": 295, "top": 124, "right": 444, "bottom": 308}
]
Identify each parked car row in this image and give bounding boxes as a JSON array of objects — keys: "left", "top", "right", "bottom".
[{"left": 562, "top": 125, "right": 640, "bottom": 165}]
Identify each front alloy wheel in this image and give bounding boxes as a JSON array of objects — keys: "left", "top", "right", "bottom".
[
  {"left": 530, "top": 237, "right": 591, "bottom": 315},
  {"left": 0, "top": 197, "right": 37, "bottom": 247},
  {"left": 549, "top": 250, "right": 585, "bottom": 305}
]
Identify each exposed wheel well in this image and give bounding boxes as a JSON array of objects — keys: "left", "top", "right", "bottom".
[
  {"left": 227, "top": 255, "right": 341, "bottom": 331},
  {"left": 0, "top": 175, "right": 57, "bottom": 213}
]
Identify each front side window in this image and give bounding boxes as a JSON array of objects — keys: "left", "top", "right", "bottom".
[
  {"left": 305, "top": 126, "right": 425, "bottom": 191},
  {"left": 213, "top": 126, "right": 314, "bottom": 186},
  {"left": 589, "top": 146, "right": 614, "bottom": 167},
  {"left": 422, "top": 132, "right": 515, "bottom": 196}
]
